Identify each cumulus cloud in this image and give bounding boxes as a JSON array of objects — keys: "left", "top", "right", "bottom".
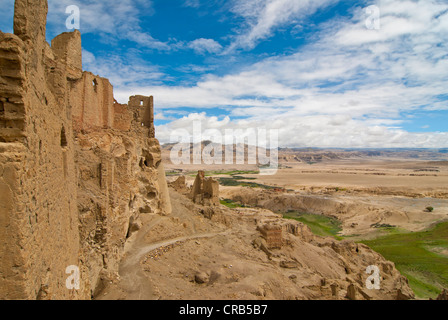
[
  {"left": 113, "top": 0, "right": 448, "bottom": 148},
  {"left": 156, "top": 112, "right": 448, "bottom": 149},
  {"left": 4, "top": 0, "right": 445, "bottom": 148}
]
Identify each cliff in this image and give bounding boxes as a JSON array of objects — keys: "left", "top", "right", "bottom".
[{"left": 0, "top": 0, "right": 171, "bottom": 299}]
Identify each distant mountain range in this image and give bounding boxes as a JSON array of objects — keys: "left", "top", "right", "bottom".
[{"left": 161, "top": 141, "right": 448, "bottom": 165}]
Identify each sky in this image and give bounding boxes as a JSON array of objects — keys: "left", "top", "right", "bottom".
[{"left": 0, "top": 0, "right": 447, "bottom": 148}]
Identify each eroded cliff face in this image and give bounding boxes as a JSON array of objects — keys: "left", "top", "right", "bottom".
[{"left": 0, "top": 0, "right": 171, "bottom": 299}]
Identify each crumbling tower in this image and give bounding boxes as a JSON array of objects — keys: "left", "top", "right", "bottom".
[
  {"left": 128, "top": 95, "right": 156, "bottom": 138},
  {"left": 190, "top": 170, "right": 220, "bottom": 206}
]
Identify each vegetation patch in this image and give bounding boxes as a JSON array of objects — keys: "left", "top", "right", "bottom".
[
  {"left": 361, "top": 221, "right": 448, "bottom": 299},
  {"left": 231, "top": 175, "right": 257, "bottom": 180},
  {"left": 370, "top": 223, "right": 396, "bottom": 229},
  {"left": 220, "top": 199, "right": 248, "bottom": 209},
  {"left": 283, "top": 211, "right": 343, "bottom": 240},
  {"left": 218, "top": 177, "right": 277, "bottom": 190}
]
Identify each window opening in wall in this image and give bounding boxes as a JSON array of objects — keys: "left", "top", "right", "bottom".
[
  {"left": 92, "top": 79, "right": 98, "bottom": 93},
  {"left": 61, "top": 126, "right": 68, "bottom": 148}
]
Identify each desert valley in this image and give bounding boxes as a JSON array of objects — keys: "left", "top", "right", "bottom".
[
  {"left": 96, "top": 147, "right": 448, "bottom": 300},
  {"left": 117, "top": 146, "right": 446, "bottom": 300}
]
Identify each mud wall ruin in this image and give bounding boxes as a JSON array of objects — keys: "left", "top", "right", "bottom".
[
  {"left": 190, "top": 170, "right": 220, "bottom": 206},
  {"left": 258, "top": 224, "right": 283, "bottom": 249},
  {"left": 0, "top": 0, "right": 171, "bottom": 299}
]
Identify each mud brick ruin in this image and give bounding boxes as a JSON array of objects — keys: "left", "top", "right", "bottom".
[
  {"left": 190, "top": 170, "right": 220, "bottom": 206},
  {"left": 258, "top": 224, "right": 283, "bottom": 249},
  {"left": 0, "top": 0, "right": 171, "bottom": 299}
]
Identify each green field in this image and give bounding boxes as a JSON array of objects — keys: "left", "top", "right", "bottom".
[
  {"left": 218, "top": 177, "right": 277, "bottom": 190},
  {"left": 283, "top": 211, "right": 343, "bottom": 240},
  {"left": 165, "top": 171, "right": 182, "bottom": 176},
  {"left": 361, "top": 222, "right": 448, "bottom": 299},
  {"left": 214, "top": 171, "right": 448, "bottom": 299},
  {"left": 282, "top": 211, "right": 448, "bottom": 299}
]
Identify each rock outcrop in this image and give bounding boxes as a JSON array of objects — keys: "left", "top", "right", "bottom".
[
  {"left": 0, "top": 0, "right": 171, "bottom": 299},
  {"left": 114, "top": 188, "right": 416, "bottom": 301}
]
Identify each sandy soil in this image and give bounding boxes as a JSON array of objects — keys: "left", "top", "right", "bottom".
[
  {"left": 213, "top": 159, "right": 448, "bottom": 238},
  {"left": 248, "top": 160, "right": 448, "bottom": 193},
  {"left": 97, "top": 152, "right": 447, "bottom": 300},
  {"left": 96, "top": 189, "right": 414, "bottom": 300}
]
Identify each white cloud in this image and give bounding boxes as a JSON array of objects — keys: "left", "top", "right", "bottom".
[
  {"left": 156, "top": 112, "right": 448, "bottom": 149},
  {"left": 115, "top": 0, "right": 448, "bottom": 148},
  {"left": 45, "top": 0, "right": 170, "bottom": 50},
  {"left": 7, "top": 0, "right": 441, "bottom": 148},
  {"left": 82, "top": 50, "right": 166, "bottom": 88},
  {"left": 188, "top": 38, "right": 223, "bottom": 54},
  {"left": 155, "top": 112, "right": 177, "bottom": 121},
  {"left": 126, "top": 31, "right": 171, "bottom": 51},
  {"left": 183, "top": 0, "right": 201, "bottom": 8},
  {"left": 228, "top": 0, "right": 337, "bottom": 51},
  {"left": 81, "top": 49, "right": 96, "bottom": 66}
]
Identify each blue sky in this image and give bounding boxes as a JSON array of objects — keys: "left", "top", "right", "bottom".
[{"left": 0, "top": 0, "right": 447, "bottom": 148}]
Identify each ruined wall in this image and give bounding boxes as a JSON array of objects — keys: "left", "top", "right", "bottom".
[
  {"left": 128, "top": 95, "right": 155, "bottom": 137},
  {"left": 258, "top": 224, "right": 283, "bottom": 249},
  {"left": 0, "top": 0, "right": 171, "bottom": 299},
  {"left": 113, "top": 102, "right": 132, "bottom": 132},
  {"left": 190, "top": 170, "right": 220, "bottom": 206},
  {"left": 75, "top": 118, "right": 171, "bottom": 293},
  {"left": 70, "top": 72, "right": 115, "bottom": 132},
  {"left": 0, "top": 0, "right": 84, "bottom": 299}
]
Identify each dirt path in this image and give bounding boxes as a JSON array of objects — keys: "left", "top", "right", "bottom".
[{"left": 99, "top": 214, "right": 228, "bottom": 300}]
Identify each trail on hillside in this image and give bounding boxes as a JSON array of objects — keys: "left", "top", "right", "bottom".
[{"left": 98, "top": 214, "right": 227, "bottom": 300}]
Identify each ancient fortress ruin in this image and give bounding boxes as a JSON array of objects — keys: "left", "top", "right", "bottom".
[
  {"left": 0, "top": 0, "right": 428, "bottom": 302},
  {"left": 0, "top": 0, "right": 171, "bottom": 299},
  {"left": 190, "top": 171, "right": 220, "bottom": 206}
]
